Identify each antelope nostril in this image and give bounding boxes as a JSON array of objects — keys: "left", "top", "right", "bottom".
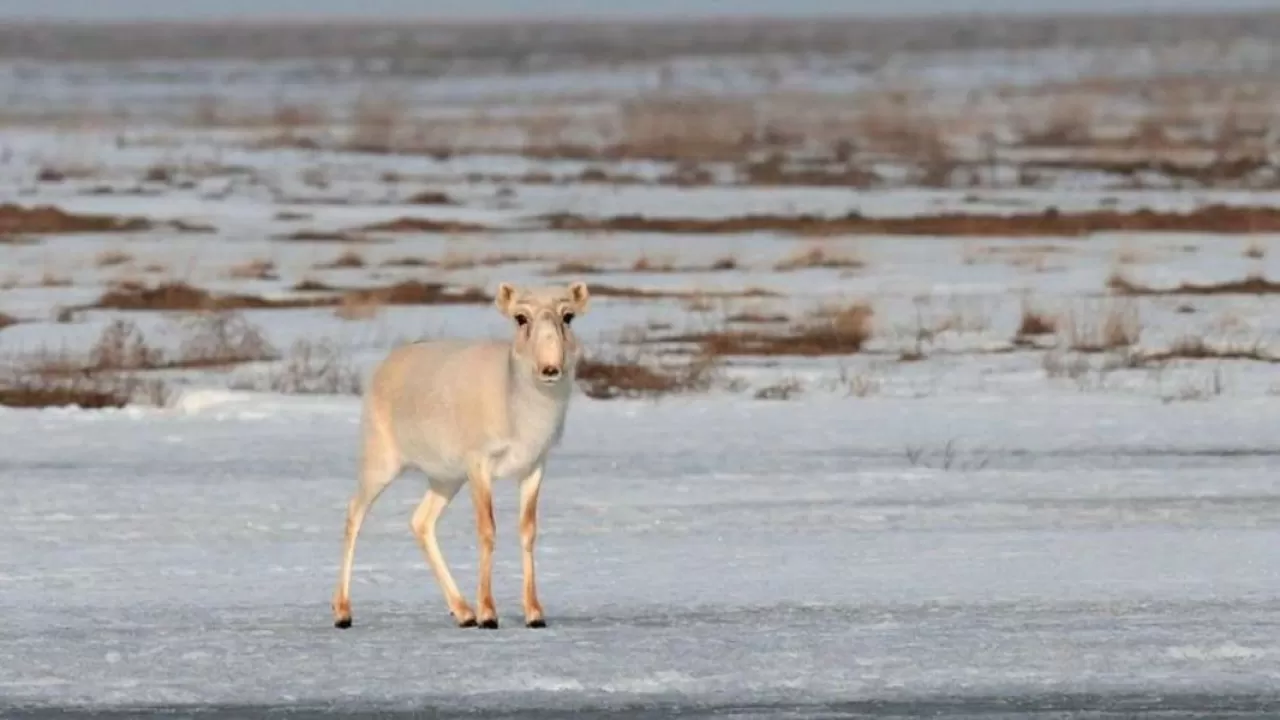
[{"left": 540, "top": 365, "right": 561, "bottom": 378}]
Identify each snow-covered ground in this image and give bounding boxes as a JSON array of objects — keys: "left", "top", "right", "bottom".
[
  {"left": 3, "top": 392, "right": 1280, "bottom": 716},
  {"left": 5, "top": 31, "right": 1280, "bottom": 717}
]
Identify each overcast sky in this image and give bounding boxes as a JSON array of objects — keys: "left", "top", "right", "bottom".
[{"left": 1, "top": 0, "right": 1276, "bottom": 22}]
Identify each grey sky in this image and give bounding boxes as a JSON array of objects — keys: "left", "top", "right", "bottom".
[{"left": 2, "top": 0, "right": 1276, "bottom": 21}]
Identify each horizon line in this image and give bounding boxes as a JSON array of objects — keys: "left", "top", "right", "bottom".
[{"left": 1, "top": 6, "right": 1277, "bottom": 26}]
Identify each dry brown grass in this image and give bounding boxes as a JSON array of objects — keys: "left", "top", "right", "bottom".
[
  {"left": 334, "top": 294, "right": 381, "bottom": 321},
  {"left": 1140, "top": 334, "right": 1276, "bottom": 364},
  {"left": 233, "top": 338, "right": 363, "bottom": 395},
  {"left": 437, "top": 252, "right": 541, "bottom": 271},
  {"left": 227, "top": 258, "right": 278, "bottom": 280},
  {"left": 590, "top": 284, "right": 779, "bottom": 301},
  {"left": 773, "top": 245, "right": 864, "bottom": 271},
  {"left": 380, "top": 256, "right": 433, "bottom": 268},
  {"left": 274, "top": 229, "right": 372, "bottom": 243},
  {"left": 1015, "top": 298, "right": 1058, "bottom": 343},
  {"left": 95, "top": 249, "right": 134, "bottom": 268},
  {"left": 1059, "top": 299, "right": 1141, "bottom": 352},
  {"left": 1108, "top": 270, "right": 1280, "bottom": 296},
  {"left": 405, "top": 190, "right": 457, "bottom": 205},
  {"left": 355, "top": 217, "right": 490, "bottom": 234},
  {"left": 0, "top": 309, "right": 376, "bottom": 408},
  {"left": 315, "top": 249, "right": 366, "bottom": 270},
  {"left": 543, "top": 204, "right": 1280, "bottom": 237},
  {"left": 83, "top": 279, "right": 492, "bottom": 313},
  {"left": 0, "top": 203, "right": 152, "bottom": 234},
  {"left": 0, "top": 313, "right": 277, "bottom": 408},
  {"left": 575, "top": 348, "right": 721, "bottom": 399},
  {"left": 726, "top": 311, "right": 789, "bottom": 324},
  {"left": 662, "top": 302, "right": 873, "bottom": 357},
  {"left": 547, "top": 260, "right": 607, "bottom": 275}
]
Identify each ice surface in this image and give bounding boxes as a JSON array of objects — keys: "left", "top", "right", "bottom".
[{"left": 2, "top": 392, "right": 1280, "bottom": 714}]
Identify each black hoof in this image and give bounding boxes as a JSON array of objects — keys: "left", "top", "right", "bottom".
[
  {"left": 334, "top": 617, "right": 352, "bottom": 629},
  {"left": 478, "top": 618, "right": 499, "bottom": 630},
  {"left": 526, "top": 618, "right": 546, "bottom": 629},
  {"left": 457, "top": 617, "right": 478, "bottom": 628}
]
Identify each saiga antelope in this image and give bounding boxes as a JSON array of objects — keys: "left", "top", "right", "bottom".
[{"left": 331, "top": 281, "right": 590, "bottom": 630}]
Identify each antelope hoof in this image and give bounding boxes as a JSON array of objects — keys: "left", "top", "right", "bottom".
[
  {"left": 526, "top": 618, "right": 547, "bottom": 629},
  {"left": 456, "top": 615, "right": 478, "bottom": 628},
  {"left": 478, "top": 617, "right": 499, "bottom": 630},
  {"left": 334, "top": 616, "right": 352, "bottom": 629}
]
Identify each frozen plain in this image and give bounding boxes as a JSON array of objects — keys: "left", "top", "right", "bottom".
[
  {"left": 6, "top": 26, "right": 1280, "bottom": 718},
  {"left": 3, "top": 390, "right": 1280, "bottom": 718}
]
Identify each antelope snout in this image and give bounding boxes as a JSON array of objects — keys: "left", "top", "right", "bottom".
[{"left": 539, "top": 363, "right": 562, "bottom": 381}]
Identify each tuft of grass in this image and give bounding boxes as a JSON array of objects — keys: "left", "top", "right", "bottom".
[
  {"left": 356, "top": 217, "right": 489, "bottom": 234},
  {"left": 1109, "top": 270, "right": 1280, "bottom": 296},
  {"left": 234, "top": 338, "right": 363, "bottom": 396},
  {"left": 315, "top": 249, "right": 366, "bottom": 270},
  {"left": 380, "top": 256, "right": 434, "bottom": 268},
  {"left": 754, "top": 377, "right": 804, "bottom": 400},
  {"left": 0, "top": 202, "right": 152, "bottom": 234},
  {"left": 773, "top": 245, "right": 864, "bottom": 272},
  {"left": 95, "top": 249, "right": 134, "bottom": 268},
  {"left": 227, "top": 258, "right": 278, "bottom": 280},
  {"left": 575, "top": 348, "right": 720, "bottom": 400},
  {"left": 1059, "top": 299, "right": 1141, "bottom": 352},
  {"left": 671, "top": 302, "right": 873, "bottom": 357},
  {"left": 1014, "top": 297, "right": 1058, "bottom": 343}
]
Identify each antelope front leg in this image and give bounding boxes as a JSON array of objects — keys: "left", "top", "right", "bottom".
[
  {"left": 468, "top": 463, "right": 499, "bottom": 629},
  {"left": 519, "top": 464, "right": 546, "bottom": 628},
  {"left": 410, "top": 484, "right": 476, "bottom": 628}
]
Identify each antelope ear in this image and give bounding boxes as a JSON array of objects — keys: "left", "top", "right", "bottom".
[
  {"left": 495, "top": 282, "right": 517, "bottom": 316},
  {"left": 567, "top": 281, "right": 590, "bottom": 314}
]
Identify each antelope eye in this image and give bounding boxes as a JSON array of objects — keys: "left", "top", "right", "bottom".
[
  {"left": 514, "top": 314, "right": 529, "bottom": 326},
  {"left": 562, "top": 312, "right": 575, "bottom": 325}
]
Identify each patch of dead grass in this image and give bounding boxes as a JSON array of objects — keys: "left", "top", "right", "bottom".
[
  {"left": 273, "top": 229, "right": 372, "bottom": 243},
  {"left": 543, "top": 204, "right": 1280, "bottom": 237},
  {"left": 590, "top": 284, "right": 779, "bottom": 301},
  {"left": 664, "top": 302, "right": 873, "bottom": 357},
  {"left": 95, "top": 249, "right": 134, "bottom": 268},
  {"left": 575, "top": 348, "right": 721, "bottom": 400},
  {"left": 233, "top": 338, "right": 363, "bottom": 395},
  {"left": 84, "top": 279, "right": 492, "bottom": 313},
  {"left": 380, "top": 256, "right": 434, "bottom": 268},
  {"left": 0, "top": 203, "right": 153, "bottom": 235},
  {"left": 1059, "top": 299, "right": 1141, "bottom": 352},
  {"left": 773, "top": 245, "right": 864, "bottom": 271},
  {"left": 315, "top": 249, "right": 366, "bottom": 270},
  {"left": 1109, "top": 270, "right": 1280, "bottom": 296},
  {"left": 1014, "top": 298, "right": 1058, "bottom": 343},
  {"left": 355, "top": 217, "right": 490, "bottom": 234}
]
